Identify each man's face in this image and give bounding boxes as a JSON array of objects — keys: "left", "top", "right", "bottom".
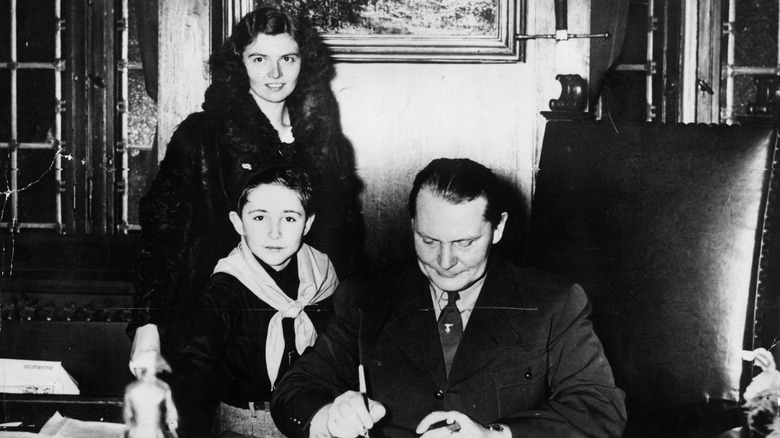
[
  {"left": 229, "top": 183, "right": 314, "bottom": 271},
  {"left": 412, "top": 188, "right": 507, "bottom": 293}
]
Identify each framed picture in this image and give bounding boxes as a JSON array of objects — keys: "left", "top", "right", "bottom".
[{"left": 221, "top": 0, "right": 525, "bottom": 62}]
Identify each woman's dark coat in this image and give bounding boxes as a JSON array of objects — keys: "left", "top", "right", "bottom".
[{"left": 127, "top": 84, "right": 362, "bottom": 352}]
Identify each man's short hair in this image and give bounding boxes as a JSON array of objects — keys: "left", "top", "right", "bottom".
[
  {"left": 408, "top": 158, "right": 508, "bottom": 228},
  {"left": 236, "top": 165, "right": 315, "bottom": 216}
]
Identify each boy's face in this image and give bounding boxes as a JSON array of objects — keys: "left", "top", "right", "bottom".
[{"left": 229, "top": 183, "right": 314, "bottom": 271}]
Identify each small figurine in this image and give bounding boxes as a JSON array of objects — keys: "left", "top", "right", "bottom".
[
  {"left": 124, "top": 350, "right": 179, "bottom": 438},
  {"left": 743, "top": 348, "right": 780, "bottom": 437}
]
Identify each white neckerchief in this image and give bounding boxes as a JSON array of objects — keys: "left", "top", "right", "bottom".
[{"left": 212, "top": 239, "right": 338, "bottom": 388}]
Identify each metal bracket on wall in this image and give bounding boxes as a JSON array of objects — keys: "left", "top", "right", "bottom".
[{"left": 515, "top": 0, "right": 610, "bottom": 41}]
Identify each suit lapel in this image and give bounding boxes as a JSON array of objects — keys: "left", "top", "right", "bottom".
[
  {"left": 448, "top": 257, "right": 529, "bottom": 386},
  {"left": 382, "top": 267, "right": 448, "bottom": 387}
]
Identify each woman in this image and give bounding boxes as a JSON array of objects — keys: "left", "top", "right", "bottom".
[{"left": 127, "top": 6, "right": 362, "bottom": 382}]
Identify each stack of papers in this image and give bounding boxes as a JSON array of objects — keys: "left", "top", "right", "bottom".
[
  {"left": 0, "top": 412, "right": 125, "bottom": 437},
  {"left": 0, "top": 359, "right": 79, "bottom": 395}
]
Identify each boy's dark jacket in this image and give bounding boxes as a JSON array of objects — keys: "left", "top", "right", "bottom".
[{"left": 170, "top": 271, "right": 334, "bottom": 437}]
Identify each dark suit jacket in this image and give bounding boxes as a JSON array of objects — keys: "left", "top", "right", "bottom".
[{"left": 271, "top": 255, "right": 627, "bottom": 437}]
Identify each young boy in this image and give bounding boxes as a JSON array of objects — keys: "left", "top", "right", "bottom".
[{"left": 171, "top": 165, "right": 338, "bottom": 438}]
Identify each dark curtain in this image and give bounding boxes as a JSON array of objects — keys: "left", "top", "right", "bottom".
[
  {"left": 135, "top": 0, "right": 159, "bottom": 102},
  {"left": 134, "top": 0, "right": 160, "bottom": 180},
  {"left": 589, "top": 0, "right": 629, "bottom": 106}
]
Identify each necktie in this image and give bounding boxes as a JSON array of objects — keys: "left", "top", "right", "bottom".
[{"left": 438, "top": 291, "right": 463, "bottom": 378}]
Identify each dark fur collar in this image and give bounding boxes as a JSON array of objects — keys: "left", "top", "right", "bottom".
[
  {"left": 214, "top": 86, "right": 343, "bottom": 169},
  {"left": 220, "top": 92, "right": 285, "bottom": 156}
]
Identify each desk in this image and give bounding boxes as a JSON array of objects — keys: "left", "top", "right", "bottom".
[
  {"left": 0, "top": 394, "right": 123, "bottom": 433},
  {"left": 0, "top": 321, "right": 132, "bottom": 397}
]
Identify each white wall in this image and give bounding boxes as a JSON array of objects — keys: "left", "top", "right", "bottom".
[
  {"left": 155, "top": 0, "right": 593, "bottom": 263},
  {"left": 331, "top": 0, "right": 591, "bottom": 263}
]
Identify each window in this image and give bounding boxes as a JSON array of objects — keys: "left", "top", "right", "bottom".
[
  {"left": 599, "top": 0, "right": 682, "bottom": 123},
  {"left": 601, "top": 0, "right": 779, "bottom": 124},
  {"left": 0, "top": 0, "right": 156, "bottom": 234}
]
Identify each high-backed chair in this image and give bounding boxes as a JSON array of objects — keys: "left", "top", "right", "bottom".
[{"left": 527, "top": 121, "right": 779, "bottom": 437}]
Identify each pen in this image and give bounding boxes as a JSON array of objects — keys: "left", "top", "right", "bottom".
[{"left": 359, "top": 364, "right": 370, "bottom": 438}]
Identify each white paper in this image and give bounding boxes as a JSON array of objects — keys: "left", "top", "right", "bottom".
[
  {"left": 39, "top": 412, "right": 125, "bottom": 438},
  {"left": 0, "top": 359, "right": 79, "bottom": 395}
]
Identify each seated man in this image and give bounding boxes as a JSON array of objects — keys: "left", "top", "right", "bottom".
[{"left": 271, "top": 158, "right": 627, "bottom": 438}]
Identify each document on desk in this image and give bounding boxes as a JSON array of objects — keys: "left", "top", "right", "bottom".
[{"left": 0, "top": 359, "right": 79, "bottom": 395}]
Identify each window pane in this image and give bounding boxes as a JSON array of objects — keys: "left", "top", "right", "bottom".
[
  {"left": 128, "top": 70, "right": 155, "bottom": 147},
  {"left": 733, "top": 75, "right": 755, "bottom": 119},
  {"left": 128, "top": 0, "right": 143, "bottom": 64},
  {"left": 16, "top": 149, "right": 57, "bottom": 224},
  {"left": 0, "top": 0, "right": 10, "bottom": 61},
  {"left": 0, "top": 148, "right": 8, "bottom": 192},
  {"left": 614, "top": 0, "right": 649, "bottom": 66},
  {"left": 16, "top": 0, "right": 56, "bottom": 63},
  {"left": 0, "top": 70, "right": 9, "bottom": 142},
  {"left": 732, "top": 1, "right": 778, "bottom": 119},
  {"left": 262, "top": 0, "right": 498, "bottom": 36},
  {"left": 128, "top": 148, "right": 153, "bottom": 226},
  {"left": 734, "top": 1, "right": 778, "bottom": 68},
  {"left": 17, "top": 70, "right": 55, "bottom": 143}
]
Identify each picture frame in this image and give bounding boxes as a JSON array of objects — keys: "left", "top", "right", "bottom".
[{"left": 221, "top": 0, "right": 525, "bottom": 63}]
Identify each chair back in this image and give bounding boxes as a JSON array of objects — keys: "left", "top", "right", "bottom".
[{"left": 528, "top": 121, "right": 779, "bottom": 437}]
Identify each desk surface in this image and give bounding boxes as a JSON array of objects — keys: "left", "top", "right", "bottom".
[{"left": 0, "top": 394, "right": 123, "bottom": 433}]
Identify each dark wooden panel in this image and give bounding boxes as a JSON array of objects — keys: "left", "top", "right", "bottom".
[
  {"left": 0, "top": 394, "right": 124, "bottom": 431},
  {"left": 0, "top": 233, "right": 139, "bottom": 281},
  {"left": 0, "top": 321, "right": 133, "bottom": 397}
]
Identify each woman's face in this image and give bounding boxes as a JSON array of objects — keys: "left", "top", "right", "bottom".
[{"left": 242, "top": 33, "right": 301, "bottom": 104}]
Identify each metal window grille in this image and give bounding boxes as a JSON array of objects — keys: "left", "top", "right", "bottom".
[
  {"left": 612, "top": 0, "right": 657, "bottom": 122},
  {"left": 722, "top": 0, "right": 780, "bottom": 124},
  {"left": 1, "top": 0, "right": 153, "bottom": 234},
  {"left": 0, "top": 0, "right": 64, "bottom": 231},
  {"left": 604, "top": 1, "right": 780, "bottom": 124},
  {"left": 118, "top": 0, "right": 129, "bottom": 233}
]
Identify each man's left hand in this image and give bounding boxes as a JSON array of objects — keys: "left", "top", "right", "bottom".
[{"left": 415, "top": 411, "right": 508, "bottom": 438}]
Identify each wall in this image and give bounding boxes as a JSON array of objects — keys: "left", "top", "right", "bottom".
[
  {"left": 331, "top": 0, "right": 591, "bottom": 265},
  {"left": 332, "top": 62, "right": 536, "bottom": 265},
  {"left": 154, "top": 0, "right": 593, "bottom": 267}
]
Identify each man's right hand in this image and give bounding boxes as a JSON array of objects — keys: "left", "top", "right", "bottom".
[{"left": 309, "top": 391, "right": 386, "bottom": 438}]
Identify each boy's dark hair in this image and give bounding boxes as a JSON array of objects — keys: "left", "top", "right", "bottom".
[
  {"left": 237, "top": 165, "right": 315, "bottom": 216},
  {"left": 408, "top": 158, "right": 508, "bottom": 228}
]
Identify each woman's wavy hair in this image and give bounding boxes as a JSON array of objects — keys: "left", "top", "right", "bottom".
[{"left": 204, "top": 6, "right": 334, "bottom": 113}]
